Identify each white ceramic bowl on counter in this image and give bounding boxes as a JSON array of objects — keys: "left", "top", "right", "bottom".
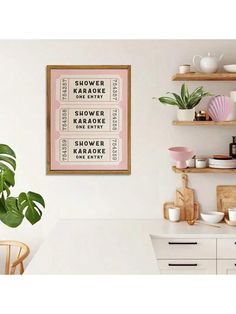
[{"left": 200, "top": 211, "right": 224, "bottom": 224}]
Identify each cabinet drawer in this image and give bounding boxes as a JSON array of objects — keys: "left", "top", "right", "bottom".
[
  {"left": 158, "top": 259, "right": 216, "bottom": 274},
  {"left": 217, "top": 260, "right": 236, "bottom": 274},
  {"left": 217, "top": 239, "right": 236, "bottom": 259},
  {"left": 152, "top": 238, "right": 216, "bottom": 259}
]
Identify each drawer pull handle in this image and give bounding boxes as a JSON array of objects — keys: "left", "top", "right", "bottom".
[
  {"left": 168, "top": 242, "right": 198, "bottom": 245},
  {"left": 168, "top": 263, "right": 198, "bottom": 267}
]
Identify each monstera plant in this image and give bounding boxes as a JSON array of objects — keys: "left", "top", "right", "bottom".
[{"left": 0, "top": 144, "right": 45, "bottom": 228}]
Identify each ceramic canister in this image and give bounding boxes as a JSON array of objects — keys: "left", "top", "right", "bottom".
[
  {"left": 168, "top": 207, "right": 180, "bottom": 222},
  {"left": 196, "top": 158, "right": 207, "bottom": 168},
  {"left": 228, "top": 208, "right": 236, "bottom": 222},
  {"left": 179, "top": 64, "right": 190, "bottom": 74}
]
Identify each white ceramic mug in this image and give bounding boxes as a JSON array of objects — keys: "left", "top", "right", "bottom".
[
  {"left": 228, "top": 208, "right": 236, "bottom": 221},
  {"left": 179, "top": 64, "right": 190, "bottom": 74},
  {"left": 186, "top": 158, "right": 195, "bottom": 168},
  {"left": 196, "top": 158, "right": 207, "bottom": 168},
  {"left": 168, "top": 207, "right": 180, "bottom": 222}
]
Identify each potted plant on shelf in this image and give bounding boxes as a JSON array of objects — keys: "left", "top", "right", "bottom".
[
  {"left": 0, "top": 144, "right": 45, "bottom": 228},
  {"left": 153, "top": 83, "right": 212, "bottom": 121}
]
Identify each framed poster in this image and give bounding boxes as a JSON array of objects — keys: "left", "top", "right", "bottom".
[{"left": 47, "top": 65, "right": 131, "bottom": 174}]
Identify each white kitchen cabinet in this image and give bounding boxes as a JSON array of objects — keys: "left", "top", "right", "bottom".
[
  {"left": 151, "top": 236, "right": 236, "bottom": 275},
  {"left": 152, "top": 237, "right": 217, "bottom": 274},
  {"left": 217, "top": 260, "right": 236, "bottom": 274},
  {"left": 217, "top": 239, "right": 236, "bottom": 259},
  {"left": 216, "top": 239, "right": 236, "bottom": 275},
  {"left": 158, "top": 259, "right": 216, "bottom": 275}
]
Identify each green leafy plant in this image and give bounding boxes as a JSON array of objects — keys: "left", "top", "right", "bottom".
[
  {"left": 153, "top": 83, "right": 212, "bottom": 109},
  {"left": 0, "top": 144, "right": 45, "bottom": 228}
]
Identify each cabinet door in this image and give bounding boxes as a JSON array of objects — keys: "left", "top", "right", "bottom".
[
  {"left": 217, "top": 239, "right": 236, "bottom": 259},
  {"left": 217, "top": 260, "right": 236, "bottom": 275},
  {"left": 158, "top": 259, "right": 216, "bottom": 275}
]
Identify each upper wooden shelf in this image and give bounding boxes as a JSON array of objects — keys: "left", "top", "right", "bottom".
[
  {"left": 172, "top": 120, "right": 236, "bottom": 126},
  {"left": 172, "top": 72, "right": 236, "bottom": 81},
  {"left": 172, "top": 166, "right": 236, "bottom": 174}
]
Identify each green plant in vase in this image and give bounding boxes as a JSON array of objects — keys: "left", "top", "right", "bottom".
[
  {"left": 153, "top": 83, "right": 212, "bottom": 121},
  {"left": 0, "top": 144, "right": 45, "bottom": 228}
]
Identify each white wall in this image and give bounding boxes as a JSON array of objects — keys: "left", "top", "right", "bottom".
[{"left": 1, "top": 40, "right": 236, "bottom": 261}]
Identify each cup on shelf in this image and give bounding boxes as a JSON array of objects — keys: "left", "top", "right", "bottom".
[
  {"left": 228, "top": 208, "right": 236, "bottom": 222},
  {"left": 168, "top": 207, "right": 180, "bottom": 222},
  {"left": 195, "top": 157, "right": 207, "bottom": 168},
  {"left": 186, "top": 157, "right": 195, "bottom": 168},
  {"left": 179, "top": 64, "right": 190, "bottom": 74}
]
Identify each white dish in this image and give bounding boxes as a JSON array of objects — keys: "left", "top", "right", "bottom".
[
  {"left": 200, "top": 211, "right": 224, "bottom": 224},
  {"left": 209, "top": 165, "right": 236, "bottom": 169},
  {"left": 224, "top": 64, "right": 236, "bottom": 73},
  {"left": 208, "top": 158, "right": 236, "bottom": 165}
]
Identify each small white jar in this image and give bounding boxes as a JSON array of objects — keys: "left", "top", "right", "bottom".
[
  {"left": 187, "top": 157, "right": 195, "bottom": 168},
  {"left": 195, "top": 158, "right": 207, "bottom": 168},
  {"left": 168, "top": 207, "right": 180, "bottom": 222},
  {"left": 228, "top": 208, "right": 236, "bottom": 222},
  {"left": 179, "top": 64, "right": 191, "bottom": 74}
]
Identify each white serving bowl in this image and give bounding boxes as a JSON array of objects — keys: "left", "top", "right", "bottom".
[
  {"left": 200, "top": 211, "right": 224, "bottom": 224},
  {"left": 224, "top": 64, "right": 236, "bottom": 73}
]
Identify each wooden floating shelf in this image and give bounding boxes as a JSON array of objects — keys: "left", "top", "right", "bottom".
[
  {"left": 172, "top": 166, "right": 236, "bottom": 174},
  {"left": 172, "top": 120, "right": 236, "bottom": 126},
  {"left": 172, "top": 72, "right": 236, "bottom": 81}
]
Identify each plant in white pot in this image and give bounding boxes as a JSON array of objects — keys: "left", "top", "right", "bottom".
[{"left": 154, "top": 83, "right": 212, "bottom": 121}]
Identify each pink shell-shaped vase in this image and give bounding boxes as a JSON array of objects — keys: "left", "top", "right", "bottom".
[{"left": 207, "top": 96, "right": 232, "bottom": 121}]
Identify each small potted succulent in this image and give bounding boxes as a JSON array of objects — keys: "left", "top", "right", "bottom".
[{"left": 153, "top": 83, "right": 212, "bottom": 121}]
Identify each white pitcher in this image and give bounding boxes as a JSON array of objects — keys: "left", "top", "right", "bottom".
[{"left": 193, "top": 52, "right": 223, "bottom": 73}]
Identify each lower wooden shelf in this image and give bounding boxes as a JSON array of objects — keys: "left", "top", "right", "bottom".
[{"left": 172, "top": 166, "right": 236, "bottom": 174}]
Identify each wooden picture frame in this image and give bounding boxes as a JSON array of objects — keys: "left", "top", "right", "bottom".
[{"left": 47, "top": 65, "right": 131, "bottom": 174}]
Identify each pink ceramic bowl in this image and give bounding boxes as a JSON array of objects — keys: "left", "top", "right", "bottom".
[{"left": 168, "top": 147, "right": 194, "bottom": 169}]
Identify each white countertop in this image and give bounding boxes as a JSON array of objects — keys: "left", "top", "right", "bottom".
[
  {"left": 24, "top": 219, "right": 236, "bottom": 274},
  {"left": 150, "top": 219, "right": 236, "bottom": 239}
]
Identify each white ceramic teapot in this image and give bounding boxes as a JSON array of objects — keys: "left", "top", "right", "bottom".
[{"left": 193, "top": 52, "right": 223, "bottom": 73}]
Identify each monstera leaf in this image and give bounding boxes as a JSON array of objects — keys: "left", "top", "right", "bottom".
[
  {"left": 0, "top": 144, "right": 45, "bottom": 228},
  {"left": 0, "top": 194, "right": 7, "bottom": 214},
  {"left": 18, "top": 191, "right": 45, "bottom": 225},
  {"left": 0, "top": 144, "right": 16, "bottom": 196},
  {"left": 0, "top": 197, "right": 24, "bottom": 227}
]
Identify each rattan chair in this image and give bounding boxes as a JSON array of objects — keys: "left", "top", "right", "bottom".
[{"left": 0, "top": 241, "right": 30, "bottom": 275}]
